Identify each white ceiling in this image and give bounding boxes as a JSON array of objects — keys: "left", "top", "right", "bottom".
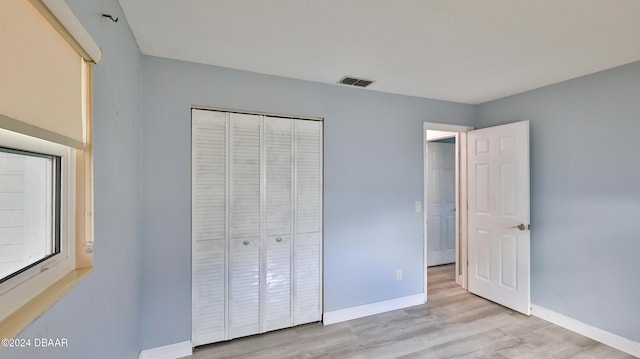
[{"left": 118, "top": 0, "right": 640, "bottom": 104}]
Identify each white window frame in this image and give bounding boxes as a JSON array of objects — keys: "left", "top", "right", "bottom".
[{"left": 0, "top": 128, "right": 75, "bottom": 322}]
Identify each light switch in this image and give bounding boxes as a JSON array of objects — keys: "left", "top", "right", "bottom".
[
  {"left": 396, "top": 269, "right": 403, "bottom": 280},
  {"left": 415, "top": 201, "right": 422, "bottom": 212}
]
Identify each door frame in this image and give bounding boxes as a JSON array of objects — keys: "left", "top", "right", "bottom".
[{"left": 423, "top": 122, "right": 473, "bottom": 302}]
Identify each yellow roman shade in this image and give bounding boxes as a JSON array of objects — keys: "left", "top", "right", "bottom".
[
  {"left": 0, "top": 0, "right": 101, "bottom": 149},
  {"left": 0, "top": 0, "right": 101, "bottom": 265}
]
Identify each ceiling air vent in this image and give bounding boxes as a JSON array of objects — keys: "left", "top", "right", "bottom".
[{"left": 338, "top": 76, "right": 374, "bottom": 88}]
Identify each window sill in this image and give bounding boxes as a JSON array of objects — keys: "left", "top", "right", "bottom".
[{"left": 0, "top": 267, "right": 93, "bottom": 342}]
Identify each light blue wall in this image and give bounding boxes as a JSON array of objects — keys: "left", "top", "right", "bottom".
[
  {"left": 8, "top": 6, "right": 636, "bottom": 353},
  {"left": 139, "top": 56, "right": 474, "bottom": 349},
  {"left": 2, "top": 1, "right": 142, "bottom": 358},
  {"left": 476, "top": 61, "right": 640, "bottom": 342}
]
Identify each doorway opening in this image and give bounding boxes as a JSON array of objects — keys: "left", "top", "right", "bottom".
[
  {"left": 426, "top": 132, "right": 456, "bottom": 268},
  {"left": 423, "top": 121, "right": 531, "bottom": 315},
  {"left": 423, "top": 122, "right": 473, "bottom": 302}
]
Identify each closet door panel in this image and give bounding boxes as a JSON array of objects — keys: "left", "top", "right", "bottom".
[
  {"left": 295, "top": 120, "right": 322, "bottom": 234},
  {"left": 264, "top": 234, "right": 292, "bottom": 331},
  {"left": 264, "top": 117, "right": 292, "bottom": 236},
  {"left": 192, "top": 111, "right": 227, "bottom": 241},
  {"left": 230, "top": 113, "right": 261, "bottom": 239},
  {"left": 192, "top": 240, "right": 226, "bottom": 345},
  {"left": 229, "top": 113, "right": 261, "bottom": 338},
  {"left": 294, "top": 120, "right": 322, "bottom": 325},
  {"left": 294, "top": 232, "right": 321, "bottom": 325},
  {"left": 264, "top": 116, "right": 293, "bottom": 331},
  {"left": 229, "top": 237, "right": 261, "bottom": 339},
  {"left": 191, "top": 110, "right": 227, "bottom": 346}
]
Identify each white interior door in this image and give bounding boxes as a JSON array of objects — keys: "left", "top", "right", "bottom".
[
  {"left": 467, "top": 120, "right": 530, "bottom": 315},
  {"left": 427, "top": 141, "right": 456, "bottom": 266}
]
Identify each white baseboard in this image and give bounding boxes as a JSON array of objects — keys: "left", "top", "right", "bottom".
[
  {"left": 138, "top": 340, "right": 193, "bottom": 359},
  {"left": 323, "top": 293, "right": 425, "bottom": 325},
  {"left": 531, "top": 304, "right": 640, "bottom": 357}
]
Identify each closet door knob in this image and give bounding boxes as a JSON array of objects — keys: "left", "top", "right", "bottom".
[
  {"left": 276, "top": 237, "right": 282, "bottom": 242},
  {"left": 243, "top": 240, "right": 250, "bottom": 245}
]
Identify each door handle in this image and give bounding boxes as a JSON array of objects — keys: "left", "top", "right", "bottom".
[
  {"left": 511, "top": 224, "right": 526, "bottom": 231},
  {"left": 243, "top": 240, "right": 250, "bottom": 245},
  {"left": 276, "top": 237, "right": 282, "bottom": 242}
]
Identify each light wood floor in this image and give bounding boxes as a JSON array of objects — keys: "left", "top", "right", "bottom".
[{"left": 188, "top": 265, "right": 633, "bottom": 359}]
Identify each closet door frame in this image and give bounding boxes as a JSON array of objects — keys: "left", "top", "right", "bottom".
[{"left": 191, "top": 106, "right": 324, "bottom": 346}]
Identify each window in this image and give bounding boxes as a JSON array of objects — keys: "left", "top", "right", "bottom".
[
  {"left": 0, "top": 129, "right": 74, "bottom": 317},
  {"left": 0, "top": 148, "right": 60, "bottom": 283}
]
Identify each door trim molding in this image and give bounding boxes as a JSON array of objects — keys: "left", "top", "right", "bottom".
[
  {"left": 322, "top": 293, "right": 425, "bottom": 325},
  {"left": 532, "top": 304, "right": 640, "bottom": 357},
  {"left": 192, "top": 105, "right": 324, "bottom": 122},
  {"left": 423, "top": 122, "right": 473, "bottom": 302}
]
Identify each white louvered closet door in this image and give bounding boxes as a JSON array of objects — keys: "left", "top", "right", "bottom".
[
  {"left": 228, "top": 113, "right": 262, "bottom": 339},
  {"left": 191, "top": 110, "right": 227, "bottom": 346},
  {"left": 294, "top": 120, "right": 323, "bottom": 325},
  {"left": 263, "top": 117, "right": 293, "bottom": 332},
  {"left": 192, "top": 110, "right": 322, "bottom": 346}
]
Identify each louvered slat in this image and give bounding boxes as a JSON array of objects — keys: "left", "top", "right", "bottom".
[
  {"left": 294, "top": 232, "right": 321, "bottom": 325},
  {"left": 264, "top": 235, "right": 292, "bottom": 331},
  {"left": 191, "top": 239, "right": 226, "bottom": 345},
  {"left": 265, "top": 117, "right": 292, "bottom": 236},
  {"left": 295, "top": 121, "right": 322, "bottom": 234},
  {"left": 230, "top": 113, "right": 261, "bottom": 239},
  {"left": 191, "top": 109, "right": 227, "bottom": 346},
  {"left": 229, "top": 237, "right": 261, "bottom": 339}
]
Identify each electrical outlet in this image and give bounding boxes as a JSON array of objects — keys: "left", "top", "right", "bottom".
[
  {"left": 415, "top": 201, "right": 422, "bottom": 212},
  {"left": 396, "top": 269, "right": 403, "bottom": 280}
]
